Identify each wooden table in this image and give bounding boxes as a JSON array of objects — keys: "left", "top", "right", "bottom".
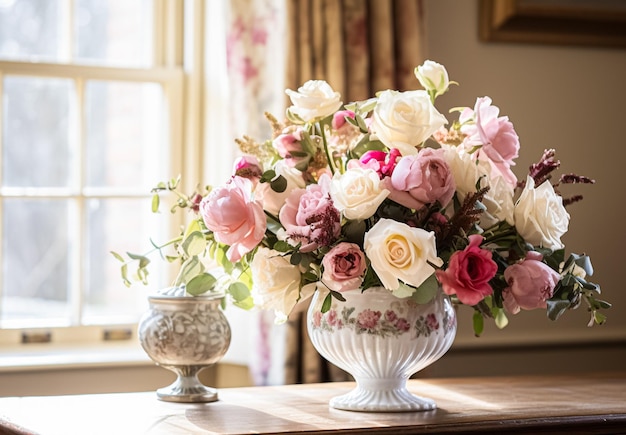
[{"left": 1, "top": 372, "right": 625, "bottom": 434}]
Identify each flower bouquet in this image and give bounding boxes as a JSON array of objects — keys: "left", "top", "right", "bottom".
[{"left": 113, "top": 60, "right": 609, "bottom": 336}]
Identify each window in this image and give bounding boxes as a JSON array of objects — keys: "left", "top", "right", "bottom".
[{"left": 0, "top": 0, "right": 192, "bottom": 339}]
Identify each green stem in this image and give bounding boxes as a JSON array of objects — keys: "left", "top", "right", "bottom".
[{"left": 317, "top": 122, "right": 335, "bottom": 175}]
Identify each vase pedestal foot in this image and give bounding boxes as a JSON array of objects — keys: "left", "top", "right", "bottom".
[
  {"left": 156, "top": 365, "right": 218, "bottom": 403},
  {"left": 330, "top": 381, "right": 436, "bottom": 412}
]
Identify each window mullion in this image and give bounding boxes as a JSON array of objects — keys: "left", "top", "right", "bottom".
[
  {"left": 0, "top": 71, "right": 3, "bottom": 316},
  {"left": 69, "top": 77, "right": 86, "bottom": 326}
]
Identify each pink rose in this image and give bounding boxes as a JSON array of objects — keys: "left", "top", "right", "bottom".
[
  {"left": 388, "top": 148, "right": 455, "bottom": 210},
  {"left": 436, "top": 234, "right": 497, "bottom": 306},
  {"left": 426, "top": 313, "right": 440, "bottom": 331},
  {"left": 279, "top": 174, "right": 341, "bottom": 252},
  {"left": 332, "top": 109, "right": 355, "bottom": 130},
  {"left": 460, "top": 96, "right": 520, "bottom": 187},
  {"left": 273, "top": 127, "right": 310, "bottom": 169},
  {"left": 321, "top": 242, "right": 367, "bottom": 292},
  {"left": 200, "top": 176, "right": 266, "bottom": 262},
  {"left": 395, "top": 318, "right": 410, "bottom": 332},
  {"left": 327, "top": 309, "right": 339, "bottom": 326},
  {"left": 503, "top": 251, "right": 560, "bottom": 314},
  {"left": 313, "top": 310, "right": 322, "bottom": 328},
  {"left": 357, "top": 309, "right": 381, "bottom": 330}
]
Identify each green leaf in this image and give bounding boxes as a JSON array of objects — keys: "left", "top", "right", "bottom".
[
  {"left": 120, "top": 264, "right": 131, "bottom": 287},
  {"left": 330, "top": 290, "right": 346, "bottom": 302},
  {"left": 273, "top": 241, "right": 292, "bottom": 252},
  {"left": 175, "top": 255, "right": 205, "bottom": 286},
  {"left": 321, "top": 292, "right": 332, "bottom": 313},
  {"left": 110, "top": 251, "right": 125, "bottom": 263},
  {"left": 546, "top": 299, "right": 572, "bottom": 321},
  {"left": 290, "top": 252, "right": 302, "bottom": 266},
  {"left": 228, "top": 281, "right": 251, "bottom": 302},
  {"left": 126, "top": 252, "right": 150, "bottom": 269},
  {"left": 260, "top": 169, "right": 276, "bottom": 183},
  {"left": 410, "top": 274, "right": 438, "bottom": 304},
  {"left": 233, "top": 295, "right": 255, "bottom": 310},
  {"left": 473, "top": 311, "right": 484, "bottom": 337},
  {"left": 181, "top": 230, "right": 207, "bottom": 257},
  {"left": 270, "top": 175, "right": 287, "bottom": 193},
  {"left": 593, "top": 311, "right": 607, "bottom": 325},
  {"left": 151, "top": 194, "right": 160, "bottom": 213},
  {"left": 186, "top": 273, "right": 217, "bottom": 296}
]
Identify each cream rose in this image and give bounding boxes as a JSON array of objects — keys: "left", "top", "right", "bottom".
[
  {"left": 249, "top": 247, "right": 301, "bottom": 323},
  {"left": 330, "top": 167, "right": 390, "bottom": 220},
  {"left": 414, "top": 60, "right": 450, "bottom": 98},
  {"left": 371, "top": 89, "right": 447, "bottom": 155},
  {"left": 363, "top": 218, "right": 443, "bottom": 294},
  {"left": 514, "top": 176, "right": 570, "bottom": 250},
  {"left": 442, "top": 145, "right": 514, "bottom": 228},
  {"left": 256, "top": 160, "right": 306, "bottom": 216},
  {"left": 285, "top": 80, "right": 342, "bottom": 123}
]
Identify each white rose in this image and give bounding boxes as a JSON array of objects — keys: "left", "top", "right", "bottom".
[
  {"left": 364, "top": 218, "right": 443, "bottom": 294},
  {"left": 251, "top": 247, "right": 307, "bottom": 323},
  {"left": 372, "top": 89, "right": 447, "bottom": 155},
  {"left": 330, "top": 167, "right": 389, "bottom": 220},
  {"left": 285, "top": 80, "right": 343, "bottom": 123},
  {"left": 256, "top": 160, "right": 306, "bottom": 216},
  {"left": 481, "top": 174, "right": 515, "bottom": 228},
  {"left": 415, "top": 60, "right": 450, "bottom": 98},
  {"left": 441, "top": 145, "right": 514, "bottom": 228},
  {"left": 514, "top": 176, "right": 570, "bottom": 250}
]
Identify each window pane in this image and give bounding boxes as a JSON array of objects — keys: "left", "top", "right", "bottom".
[
  {"left": 85, "top": 80, "right": 166, "bottom": 190},
  {"left": 0, "top": 0, "right": 62, "bottom": 61},
  {"left": 1, "top": 198, "right": 73, "bottom": 327},
  {"left": 75, "top": 0, "right": 153, "bottom": 67},
  {"left": 83, "top": 198, "right": 168, "bottom": 324},
  {"left": 2, "top": 76, "right": 75, "bottom": 188}
]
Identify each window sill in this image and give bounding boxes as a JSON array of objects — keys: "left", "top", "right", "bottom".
[{"left": 0, "top": 342, "right": 153, "bottom": 373}]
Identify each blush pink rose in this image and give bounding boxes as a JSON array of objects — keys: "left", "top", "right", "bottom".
[
  {"left": 460, "top": 96, "right": 520, "bottom": 187},
  {"left": 436, "top": 234, "right": 498, "bottom": 306},
  {"left": 273, "top": 127, "right": 310, "bottom": 169},
  {"left": 279, "top": 174, "right": 341, "bottom": 252},
  {"left": 502, "top": 251, "right": 560, "bottom": 314},
  {"left": 332, "top": 109, "right": 355, "bottom": 130},
  {"left": 388, "top": 147, "right": 455, "bottom": 210},
  {"left": 200, "top": 176, "right": 266, "bottom": 262},
  {"left": 321, "top": 242, "right": 367, "bottom": 292}
]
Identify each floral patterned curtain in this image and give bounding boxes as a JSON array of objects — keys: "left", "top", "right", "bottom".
[{"left": 281, "top": 0, "right": 427, "bottom": 384}]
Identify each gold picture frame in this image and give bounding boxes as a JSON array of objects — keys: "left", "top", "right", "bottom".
[{"left": 479, "top": 0, "right": 626, "bottom": 48}]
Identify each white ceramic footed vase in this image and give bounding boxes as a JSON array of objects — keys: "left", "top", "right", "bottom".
[{"left": 307, "top": 286, "right": 456, "bottom": 412}]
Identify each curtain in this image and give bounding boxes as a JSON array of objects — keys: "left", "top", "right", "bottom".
[{"left": 282, "top": 0, "right": 427, "bottom": 384}]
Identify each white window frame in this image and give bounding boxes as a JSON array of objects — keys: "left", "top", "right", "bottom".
[{"left": 0, "top": 0, "right": 207, "bottom": 358}]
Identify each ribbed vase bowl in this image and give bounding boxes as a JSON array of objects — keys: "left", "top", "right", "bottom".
[
  {"left": 138, "top": 293, "right": 231, "bottom": 403},
  {"left": 307, "top": 286, "right": 456, "bottom": 412}
]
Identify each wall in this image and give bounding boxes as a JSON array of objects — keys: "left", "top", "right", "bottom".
[{"left": 421, "top": 0, "right": 626, "bottom": 376}]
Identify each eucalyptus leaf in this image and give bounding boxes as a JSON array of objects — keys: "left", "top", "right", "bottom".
[
  {"left": 151, "top": 194, "right": 160, "bottom": 213},
  {"left": 228, "top": 281, "right": 251, "bottom": 302},
  {"left": 546, "top": 299, "right": 572, "bottom": 321},
  {"left": 186, "top": 273, "right": 217, "bottom": 296},
  {"left": 110, "top": 251, "right": 125, "bottom": 263},
  {"left": 181, "top": 230, "right": 207, "bottom": 257},
  {"left": 233, "top": 295, "right": 254, "bottom": 310},
  {"left": 175, "top": 255, "right": 205, "bottom": 286},
  {"left": 410, "top": 274, "right": 438, "bottom": 304}
]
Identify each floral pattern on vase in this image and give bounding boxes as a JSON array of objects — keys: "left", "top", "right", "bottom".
[{"left": 307, "top": 286, "right": 456, "bottom": 412}]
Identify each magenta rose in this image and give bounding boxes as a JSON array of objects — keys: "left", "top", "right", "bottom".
[
  {"left": 321, "top": 242, "right": 367, "bottom": 292},
  {"left": 460, "top": 96, "right": 520, "bottom": 187},
  {"left": 279, "top": 174, "right": 341, "bottom": 252},
  {"left": 502, "top": 251, "right": 560, "bottom": 314},
  {"left": 200, "top": 176, "right": 266, "bottom": 262},
  {"left": 359, "top": 148, "right": 402, "bottom": 178},
  {"left": 436, "top": 234, "right": 498, "bottom": 306},
  {"left": 232, "top": 155, "right": 263, "bottom": 181},
  {"left": 388, "top": 147, "right": 455, "bottom": 210}
]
